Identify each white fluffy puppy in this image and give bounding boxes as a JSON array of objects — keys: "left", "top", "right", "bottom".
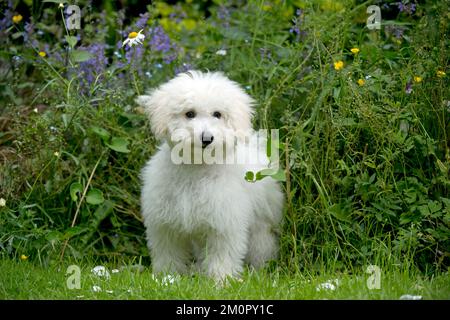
[{"left": 137, "top": 70, "right": 284, "bottom": 281}]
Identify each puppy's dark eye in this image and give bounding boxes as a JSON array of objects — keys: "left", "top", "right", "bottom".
[
  {"left": 185, "top": 110, "right": 196, "bottom": 119},
  {"left": 213, "top": 111, "right": 222, "bottom": 119}
]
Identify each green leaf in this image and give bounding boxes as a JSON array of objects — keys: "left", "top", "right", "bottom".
[
  {"left": 70, "top": 182, "right": 83, "bottom": 202},
  {"left": 65, "top": 35, "right": 78, "bottom": 48},
  {"left": 70, "top": 49, "right": 94, "bottom": 63},
  {"left": 93, "top": 200, "right": 114, "bottom": 221},
  {"left": 81, "top": 201, "right": 114, "bottom": 245},
  {"left": 259, "top": 168, "right": 277, "bottom": 176},
  {"left": 270, "top": 169, "right": 286, "bottom": 182},
  {"left": 333, "top": 86, "right": 341, "bottom": 100},
  {"left": 251, "top": 168, "right": 286, "bottom": 182},
  {"left": 106, "top": 137, "right": 130, "bottom": 153},
  {"left": 428, "top": 201, "right": 442, "bottom": 214},
  {"left": 328, "top": 203, "right": 351, "bottom": 222},
  {"left": 46, "top": 231, "right": 63, "bottom": 242},
  {"left": 91, "top": 126, "right": 110, "bottom": 142},
  {"left": 417, "top": 205, "right": 430, "bottom": 217},
  {"left": 12, "top": 32, "right": 23, "bottom": 40},
  {"left": 63, "top": 226, "right": 88, "bottom": 239},
  {"left": 86, "top": 188, "right": 104, "bottom": 205},
  {"left": 245, "top": 171, "right": 255, "bottom": 182}
]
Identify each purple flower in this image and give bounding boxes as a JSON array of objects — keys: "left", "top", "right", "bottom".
[
  {"left": 148, "top": 26, "right": 171, "bottom": 53},
  {"left": 24, "top": 21, "right": 34, "bottom": 39},
  {"left": 396, "top": 2, "right": 416, "bottom": 15},
  {"left": 405, "top": 81, "right": 412, "bottom": 94},
  {"left": 169, "top": 4, "right": 187, "bottom": 23},
  {"left": 163, "top": 51, "right": 177, "bottom": 65},
  {"left": 289, "top": 8, "right": 306, "bottom": 41},
  {"left": 72, "top": 43, "right": 108, "bottom": 93},
  {"left": 175, "top": 63, "right": 193, "bottom": 75},
  {"left": 259, "top": 47, "right": 272, "bottom": 60},
  {"left": 385, "top": 25, "right": 406, "bottom": 39},
  {"left": 0, "top": 0, "right": 14, "bottom": 33},
  {"left": 216, "top": 5, "right": 231, "bottom": 28},
  {"left": 125, "top": 45, "right": 144, "bottom": 72},
  {"left": 116, "top": 9, "right": 125, "bottom": 29},
  {"left": 135, "top": 12, "right": 150, "bottom": 29}
]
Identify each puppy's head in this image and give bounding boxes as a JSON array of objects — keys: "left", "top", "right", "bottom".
[{"left": 136, "top": 70, "right": 254, "bottom": 150}]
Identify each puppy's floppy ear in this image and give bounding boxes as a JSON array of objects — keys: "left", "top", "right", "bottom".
[
  {"left": 225, "top": 87, "right": 255, "bottom": 134},
  {"left": 136, "top": 90, "right": 170, "bottom": 140}
]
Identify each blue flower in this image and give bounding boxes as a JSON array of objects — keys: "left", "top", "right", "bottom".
[
  {"left": 73, "top": 43, "right": 108, "bottom": 93},
  {"left": 135, "top": 12, "right": 150, "bottom": 29}
]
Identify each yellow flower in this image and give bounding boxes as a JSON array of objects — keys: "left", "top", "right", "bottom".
[
  {"left": 12, "top": 14, "right": 23, "bottom": 24},
  {"left": 436, "top": 70, "right": 446, "bottom": 78},
  {"left": 20, "top": 254, "right": 28, "bottom": 261},
  {"left": 413, "top": 76, "right": 422, "bottom": 83},
  {"left": 334, "top": 60, "right": 344, "bottom": 71},
  {"left": 357, "top": 79, "right": 365, "bottom": 86},
  {"left": 38, "top": 51, "right": 46, "bottom": 58},
  {"left": 350, "top": 48, "right": 360, "bottom": 54}
]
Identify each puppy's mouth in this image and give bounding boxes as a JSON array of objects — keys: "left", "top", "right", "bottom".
[
  {"left": 202, "top": 142, "right": 212, "bottom": 149},
  {"left": 201, "top": 133, "right": 214, "bottom": 149}
]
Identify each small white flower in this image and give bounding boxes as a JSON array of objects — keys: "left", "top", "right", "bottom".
[
  {"left": 161, "top": 274, "right": 179, "bottom": 285},
  {"left": 215, "top": 49, "right": 227, "bottom": 56},
  {"left": 0, "top": 198, "right": 6, "bottom": 207},
  {"left": 58, "top": 3, "right": 64, "bottom": 9},
  {"left": 106, "top": 290, "right": 114, "bottom": 294},
  {"left": 54, "top": 151, "right": 60, "bottom": 157},
  {"left": 316, "top": 279, "right": 340, "bottom": 292},
  {"left": 91, "top": 266, "right": 111, "bottom": 280},
  {"left": 399, "top": 294, "right": 422, "bottom": 300},
  {"left": 33, "top": 108, "right": 38, "bottom": 113},
  {"left": 122, "top": 29, "right": 145, "bottom": 47},
  {"left": 111, "top": 269, "right": 119, "bottom": 274},
  {"left": 151, "top": 274, "right": 179, "bottom": 286},
  {"left": 92, "top": 285, "right": 102, "bottom": 292},
  {"left": 316, "top": 282, "right": 336, "bottom": 291}
]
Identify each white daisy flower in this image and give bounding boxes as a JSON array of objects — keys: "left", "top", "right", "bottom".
[
  {"left": 215, "top": 49, "right": 227, "bottom": 56},
  {"left": 92, "top": 285, "right": 102, "bottom": 292},
  {"left": 122, "top": 29, "right": 145, "bottom": 48},
  {"left": 91, "top": 266, "right": 111, "bottom": 280}
]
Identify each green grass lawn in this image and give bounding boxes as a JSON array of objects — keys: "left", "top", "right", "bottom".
[{"left": 1, "top": 259, "right": 448, "bottom": 300}]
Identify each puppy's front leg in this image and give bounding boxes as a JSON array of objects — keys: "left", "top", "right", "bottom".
[
  {"left": 202, "top": 226, "right": 248, "bottom": 282},
  {"left": 148, "top": 227, "right": 191, "bottom": 275}
]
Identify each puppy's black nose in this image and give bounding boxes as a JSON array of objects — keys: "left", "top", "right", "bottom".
[{"left": 201, "top": 132, "right": 214, "bottom": 148}]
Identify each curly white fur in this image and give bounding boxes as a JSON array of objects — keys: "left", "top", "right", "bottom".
[{"left": 137, "top": 71, "right": 284, "bottom": 281}]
